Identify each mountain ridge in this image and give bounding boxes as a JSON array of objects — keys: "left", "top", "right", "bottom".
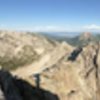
[
  {"left": 0, "top": 31, "right": 100, "bottom": 100},
  {"left": 42, "top": 32, "right": 100, "bottom": 46},
  {"left": 0, "top": 31, "right": 58, "bottom": 70}
]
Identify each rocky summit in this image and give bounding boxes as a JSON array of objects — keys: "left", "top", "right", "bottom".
[{"left": 0, "top": 31, "right": 100, "bottom": 100}]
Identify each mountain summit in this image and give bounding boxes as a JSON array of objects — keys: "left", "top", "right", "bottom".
[{"left": 79, "top": 32, "right": 92, "bottom": 41}]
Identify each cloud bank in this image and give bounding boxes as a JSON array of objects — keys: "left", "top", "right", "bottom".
[
  {"left": 1, "top": 24, "right": 100, "bottom": 32},
  {"left": 32, "top": 26, "right": 70, "bottom": 32},
  {"left": 83, "top": 24, "right": 100, "bottom": 30}
]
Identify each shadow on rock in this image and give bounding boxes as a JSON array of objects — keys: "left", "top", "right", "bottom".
[
  {"left": 0, "top": 70, "right": 59, "bottom": 100},
  {"left": 68, "top": 47, "right": 83, "bottom": 61}
]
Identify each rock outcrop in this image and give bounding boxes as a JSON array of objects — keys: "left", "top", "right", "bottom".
[
  {"left": 30, "top": 42, "right": 100, "bottom": 100},
  {"left": 0, "top": 69, "right": 59, "bottom": 100}
]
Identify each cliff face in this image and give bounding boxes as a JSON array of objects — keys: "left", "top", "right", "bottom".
[{"left": 32, "top": 42, "right": 100, "bottom": 100}]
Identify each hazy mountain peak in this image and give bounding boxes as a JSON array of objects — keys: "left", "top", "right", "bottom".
[{"left": 79, "top": 32, "right": 92, "bottom": 41}]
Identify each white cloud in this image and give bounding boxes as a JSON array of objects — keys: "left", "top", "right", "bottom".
[
  {"left": 83, "top": 24, "right": 100, "bottom": 30},
  {"left": 1, "top": 24, "right": 100, "bottom": 32},
  {"left": 0, "top": 25, "right": 69, "bottom": 32},
  {"left": 32, "top": 26, "right": 70, "bottom": 32}
]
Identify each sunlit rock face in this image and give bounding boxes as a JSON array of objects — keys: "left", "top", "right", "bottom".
[
  {"left": 30, "top": 42, "right": 100, "bottom": 100},
  {"left": 0, "top": 31, "right": 57, "bottom": 70}
]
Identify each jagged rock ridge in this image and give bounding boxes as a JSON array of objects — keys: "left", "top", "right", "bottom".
[{"left": 31, "top": 42, "right": 100, "bottom": 100}]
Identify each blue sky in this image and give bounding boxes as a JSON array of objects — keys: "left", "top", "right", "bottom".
[{"left": 0, "top": 0, "right": 100, "bottom": 32}]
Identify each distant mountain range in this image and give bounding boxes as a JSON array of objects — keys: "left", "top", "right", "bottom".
[{"left": 41, "top": 32, "right": 100, "bottom": 47}]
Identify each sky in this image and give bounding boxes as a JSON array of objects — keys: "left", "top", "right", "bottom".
[{"left": 0, "top": 0, "right": 100, "bottom": 32}]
